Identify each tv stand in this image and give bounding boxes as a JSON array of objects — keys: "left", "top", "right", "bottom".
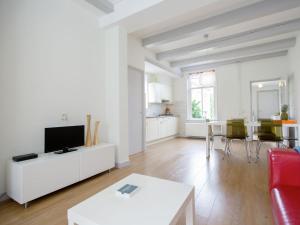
[
  {"left": 54, "top": 148, "right": 78, "bottom": 154},
  {"left": 7, "top": 143, "right": 115, "bottom": 207}
]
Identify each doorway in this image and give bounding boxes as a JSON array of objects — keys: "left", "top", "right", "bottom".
[
  {"left": 257, "top": 90, "right": 280, "bottom": 118},
  {"left": 250, "top": 79, "right": 286, "bottom": 120},
  {"left": 128, "top": 66, "right": 145, "bottom": 155}
]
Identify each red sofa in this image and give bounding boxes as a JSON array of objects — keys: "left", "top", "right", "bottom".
[{"left": 268, "top": 149, "right": 300, "bottom": 225}]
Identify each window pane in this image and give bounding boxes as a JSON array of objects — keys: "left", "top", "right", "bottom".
[
  {"left": 190, "top": 71, "right": 215, "bottom": 88},
  {"left": 202, "top": 87, "right": 214, "bottom": 120},
  {"left": 191, "top": 89, "right": 203, "bottom": 119},
  {"left": 190, "top": 74, "right": 202, "bottom": 88}
]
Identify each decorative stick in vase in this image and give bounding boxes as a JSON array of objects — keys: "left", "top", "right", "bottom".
[
  {"left": 85, "top": 114, "right": 92, "bottom": 147},
  {"left": 93, "top": 121, "right": 100, "bottom": 145}
]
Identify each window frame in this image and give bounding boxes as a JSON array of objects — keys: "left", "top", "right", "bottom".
[{"left": 187, "top": 72, "right": 217, "bottom": 121}]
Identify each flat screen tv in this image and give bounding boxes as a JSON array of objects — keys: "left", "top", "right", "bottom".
[{"left": 45, "top": 125, "right": 84, "bottom": 153}]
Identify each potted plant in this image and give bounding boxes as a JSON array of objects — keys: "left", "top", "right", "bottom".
[{"left": 280, "top": 104, "right": 289, "bottom": 120}]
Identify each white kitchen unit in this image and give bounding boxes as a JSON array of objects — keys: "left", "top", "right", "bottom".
[
  {"left": 7, "top": 143, "right": 115, "bottom": 206},
  {"left": 160, "top": 84, "right": 172, "bottom": 102},
  {"left": 145, "top": 118, "right": 160, "bottom": 142},
  {"left": 148, "top": 83, "right": 162, "bottom": 103},
  {"left": 146, "top": 117, "right": 179, "bottom": 143},
  {"left": 148, "top": 82, "right": 172, "bottom": 103}
]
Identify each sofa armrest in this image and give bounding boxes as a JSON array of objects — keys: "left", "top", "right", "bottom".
[{"left": 268, "top": 149, "right": 300, "bottom": 190}]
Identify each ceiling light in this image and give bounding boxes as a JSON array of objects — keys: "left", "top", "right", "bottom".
[{"left": 258, "top": 83, "right": 263, "bottom": 88}]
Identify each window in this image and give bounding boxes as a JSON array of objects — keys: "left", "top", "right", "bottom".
[{"left": 187, "top": 71, "right": 216, "bottom": 120}]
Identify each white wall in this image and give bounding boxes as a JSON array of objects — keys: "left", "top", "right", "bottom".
[
  {"left": 128, "top": 35, "right": 179, "bottom": 118},
  {"left": 127, "top": 35, "right": 179, "bottom": 75},
  {"left": 288, "top": 34, "right": 300, "bottom": 121},
  {"left": 0, "top": 0, "right": 108, "bottom": 196},
  {"left": 173, "top": 76, "right": 188, "bottom": 136},
  {"left": 216, "top": 56, "right": 289, "bottom": 120},
  {"left": 105, "top": 26, "right": 129, "bottom": 166},
  {"left": 215, "top": 65, "right": 241, "bottom": 120},
  {"left": 173, "top": 55, "right": 290, "bottom": 136},
  {"left": 128, "top": 36, "right": 146, "bottom": 71},
  {"left": 239, "top": 56, "right": 289, "bottom": 119}
]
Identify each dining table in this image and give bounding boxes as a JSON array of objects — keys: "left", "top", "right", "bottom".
[{"left": 205, "top": 120, "right": 299, "bottom": 159}]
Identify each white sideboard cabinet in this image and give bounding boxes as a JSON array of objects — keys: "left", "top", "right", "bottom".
[{"left": 7, "top": 143, "right": 115, "bottom": 206}]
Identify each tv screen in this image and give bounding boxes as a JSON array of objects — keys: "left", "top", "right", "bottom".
[{"left": 45, "top": 125, "right": 84, "bottom": 153}]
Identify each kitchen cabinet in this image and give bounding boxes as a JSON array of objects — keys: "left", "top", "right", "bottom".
[
  {"left": 169, "top": 117, "right": 178, "bottom": 136},
  {"left": 148, "top": 83, "right": 162, "bottom": 103},
  {"left": 148, "top": 83, "right": 172, "bottom": 103},
  {"left": 158, "top": 117, "right": 168, "bottom": 138},
  {"left": 146, "top": 118, "right": 159, "bottom": 142},
  {"left": 160, "top": 85, "right": 172, "bottom": 103},
  {"left": 146, "top": 117, "right": 178, "bottom": 142}
]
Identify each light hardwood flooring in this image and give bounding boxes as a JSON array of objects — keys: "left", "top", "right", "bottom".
[{"left": 0, "top": 138, "right": 274, "bottom": 225}]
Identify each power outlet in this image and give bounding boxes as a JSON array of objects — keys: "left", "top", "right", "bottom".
[{"left": 61, "top": 113, "right": 68, "bottom": 121}]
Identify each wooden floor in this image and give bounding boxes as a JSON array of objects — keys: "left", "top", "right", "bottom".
[{"left": 0, "top": 138, "right": 274, "bottom": 225}]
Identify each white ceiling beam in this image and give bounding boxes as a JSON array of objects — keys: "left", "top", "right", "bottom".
[
  {"left": 85, "top": 0, "right": 114, "bottom": 13},
  {"left": 181, "top": 50, "right": 288, "bottom": 73},
  {"left": 145, "top": 58, "right": 182, "bottom": 77},
  {"left": 157, "top": 18, "right": 300, "bottom": 60},
  {"left": 143, "top": 0, "right": 300, "bottom": 47},
  {"left": 171, "top": 38, "right": 296, "bottom": 67}
]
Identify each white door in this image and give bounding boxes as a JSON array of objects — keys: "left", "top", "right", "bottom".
[
  {"left": 257, "top": 90, "right": 280, "bottom": 119},
  {"left": 128, "top": 67, "right": 145, "bottom": 155}
]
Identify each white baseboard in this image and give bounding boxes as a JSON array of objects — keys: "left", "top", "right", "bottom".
[
  {"left": 116, "top": 161, "right": 130, "bottom": 168},
  {"left": 0, "top": 193, "right": 9, "bottom": 202},
  {"left": 185, "top": 136, "right": 206, "bottom": 139},
  {"left": 146, "top": 135, "right": 177, "bottom": 146}
]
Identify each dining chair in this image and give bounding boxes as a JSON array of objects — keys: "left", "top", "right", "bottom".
[
  {"left": 224, "top": 119, "right": 251, "bottom": 163},
  {"left": 209, "top": 124, "right": 226, "bottom": 151},
  {"left": 256, "top": 119, "right": 283, "bottom": 161}
]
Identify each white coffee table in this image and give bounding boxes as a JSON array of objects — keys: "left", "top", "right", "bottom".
[{"left": 68, "top": 173, "right": 195, "bottom": 225}]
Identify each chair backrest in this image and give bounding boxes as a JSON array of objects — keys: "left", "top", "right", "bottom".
[
  {"left": 226, "top": 119, "right": 247, "bottom": 139},
  {"left": 258, "top": 119, "right": 273, "bottom": 134},
  {"left": 272, "top": 122, "right": 283, "bottom": 140},
  {"left": 258, "top": 119, "right": 283, "bottom": 140}
]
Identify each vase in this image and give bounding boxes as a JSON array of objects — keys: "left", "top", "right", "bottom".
[
  {"left": 93, "top": 121, "right": 100, "bottom": 145},
  {"left": 280, "top": 112, "right": 288, "bottom": 120},
  {"left": 85, "top": 114, "right": 92, "bottom": 147}
]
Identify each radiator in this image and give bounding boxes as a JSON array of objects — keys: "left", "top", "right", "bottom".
[{"left": 185, "top": 122, "right": 207, "bottom": 137}]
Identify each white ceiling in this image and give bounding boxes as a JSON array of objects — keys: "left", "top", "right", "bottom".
[
  {"left": 145, "top": 7, "right": 300, "bottom": 54},
  {"left": 107, "top": 0, "right": 123, "bottom": 4},
  {"left": 99, "top": 0, "right": 300, "bottom": 73},
  {"left": 132, "top": 0, "right": 260, "bottom": 38}
]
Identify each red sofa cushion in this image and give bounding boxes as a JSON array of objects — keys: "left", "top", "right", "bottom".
[
  {"left": 271, "top": 186, "right": 300, "bottom": 225},
  {"left": 268, "top": 149, "right": 300, "bottom": 190}
]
